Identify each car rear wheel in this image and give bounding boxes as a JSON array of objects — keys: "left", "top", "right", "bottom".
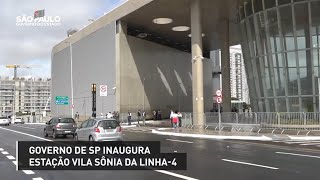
[
  {"left": 74, "top": 134, "right": 78, "bottom": 141},
  {"left": 44, "top": 129, "right": 48, "bottom": 137},
  {"left": 52, "top": 130, "right": 57, "bottom": 139}
]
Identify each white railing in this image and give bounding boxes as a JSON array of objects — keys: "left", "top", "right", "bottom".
[{"left": 180, "top": 112, "right": 320, "bottom": 131}]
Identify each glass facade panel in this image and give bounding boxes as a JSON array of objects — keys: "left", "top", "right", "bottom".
[
  {"left": 302, "top": 97, "right": 313, "bottom": 112},
  {"left": 245, "top": 0, "right": 253, "bottom": 16},
  {"left": 278, "top": 98, "right": 287, "bottom": 112},
  {"left": 278, "top": 0, "right": 292, "bottom": 6},
  {"left": 279, "top": 6, "right": 295, "bottom": 51},
  {"left": 289, "top": 97, "right": 299, "bottom": 112},
  {"left": 265, "top": 0, "right": 276, "bottom": 9},
  {"left": 240, "top": 0, "right": 320, "bottom": 112},
  {"left": 267, "top": 9, "right": 281, "bottom": 53},
  {"left": 294, "top": 2, "right": 309, "bottom": 49}
]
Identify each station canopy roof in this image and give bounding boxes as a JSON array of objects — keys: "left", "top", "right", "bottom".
[{"left": 54, "top": 0, "right": 244, "bottom": 56}]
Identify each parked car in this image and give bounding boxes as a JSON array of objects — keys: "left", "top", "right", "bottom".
[
  {"left": 13, "top": 117, "right": 24, "bottom": 124},
  {"left": 44, "top": 117, "right": 77, "bottom": 139},
  {"left": 74, "top": 118, "right": 122, "bottom": 142},
  {"left": 0, "top": 117, "right": 10, "bottom": 126}
]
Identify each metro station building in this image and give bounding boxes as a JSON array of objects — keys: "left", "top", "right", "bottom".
[{"left": 51, "top": 0, "right": 320, "bottom": 124}]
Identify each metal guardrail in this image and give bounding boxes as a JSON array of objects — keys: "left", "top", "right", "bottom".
[{"left": 180, "top": 112, "right": 320, "bottom": 131}]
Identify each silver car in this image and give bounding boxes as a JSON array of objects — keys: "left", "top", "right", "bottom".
[{"left": 74, "top": 118, "right": 122, "bottom": 141}]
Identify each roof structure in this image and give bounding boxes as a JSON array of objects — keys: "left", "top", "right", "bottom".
[{"left": 53, "top": 0, "right": 245, "bottom": 55}]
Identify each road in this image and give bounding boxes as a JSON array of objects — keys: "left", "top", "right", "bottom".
[{"left": 0, "top": 124, "right": 319, "bottom": 180}]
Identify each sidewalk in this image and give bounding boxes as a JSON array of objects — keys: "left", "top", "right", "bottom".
[{"left": 150, "top": 127, "right": 320, "bottom": 141}]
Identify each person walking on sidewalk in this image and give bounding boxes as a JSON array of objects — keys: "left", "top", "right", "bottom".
[
  {"left": 142, "top": 110, "right": 146, "bottom": 126},
  {"left": 158, "top": 109, "right": 162, "bottom": 120},
  {"left": 127, "top": 111, "right": 132, "bottom": 125},
  {"left": 172, "top": 111, "right": 179, "bottom": 129},
  {"left": 137, "top": 110, "right": 141, "bottom": 125},
  {"left": 177, "top": 111, "right": 182, "bottom": 127},
  {"left": 153, "top": 110, "right": 156, "bottom": 120},
  {"left": 170, "top": 110, "right": 174, "bottom": 127}
]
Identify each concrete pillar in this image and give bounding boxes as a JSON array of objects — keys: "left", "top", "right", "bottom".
[
  {"left": 221, "top": 19, "right": 231, "bottom": 112},
  {"left": 191, "top": 0, "right": 204, "bottom": 126}
]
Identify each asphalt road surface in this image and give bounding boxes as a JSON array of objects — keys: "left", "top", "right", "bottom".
[{"left": 0, "top": 124, "right": 319, "bottom": 180}]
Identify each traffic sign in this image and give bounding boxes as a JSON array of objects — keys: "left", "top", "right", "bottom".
[
  {"left": 100, "top": 85, "right": 108, "bottom": 96},
  {"left": 216, "top": 90, "right": 222, "bottom": 96},
  {"left": 216, "top": 97, "right": 222, "bottom": 104},
  {"left": 55, "top": 96, "right": 69, "bottom": 105}
]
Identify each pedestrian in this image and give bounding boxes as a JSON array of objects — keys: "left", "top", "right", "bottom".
[
  {"left": 177, "top": 111, "right": 182, "bottom": 127},
  {"left": 137, "top": 109, "right": 141, "bottom": 125},
  {"left": 155, "top": 110, "right": 159, "bottom": 120},
  {"left": 172, "top": 111, "right": 179, "bottom": 129},
  {"left": 107, "top": 112, "right": 113, "bottom": 118},
  {"left": 142, "top": 110, "right": 146, "bottom": 126},
  {"left": 153, "top": 110, "right": 156, "bottom": 120},
  {"left": 170, "top": 110, "right": 174, "bottom": 127},
  {"left": 127, "top": 111, "right": 132, "bottom": 125},
  {"left": 158, "top": 109, "right": 162, "bottom": 120}
]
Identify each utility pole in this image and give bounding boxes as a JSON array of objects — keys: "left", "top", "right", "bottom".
[{"left": 92, "top": 84, "right": 96, "bottom": 118}]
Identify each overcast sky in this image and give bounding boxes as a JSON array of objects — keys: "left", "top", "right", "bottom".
[{"left": 0, "top": 0, "right": 125, "bottom": 79}]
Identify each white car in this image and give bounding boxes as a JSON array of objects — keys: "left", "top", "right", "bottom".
[
  {"left": 0, "top": 117, "right": 10, "bottom": 126},
  {"left": 13, "top": 117, "right": 24, "bottom": 124}
]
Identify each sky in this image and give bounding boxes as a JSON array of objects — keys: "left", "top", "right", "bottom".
[{"left": 0, "top": 0, "right": 126, "bottom": 79}]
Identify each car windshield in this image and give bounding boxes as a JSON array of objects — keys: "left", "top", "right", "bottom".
[
  {"left": 58, "top": 118, "right": 75, "bottom": 123},
  {"left": 98, "top": 120, "right": 119, "bottom": 129}
]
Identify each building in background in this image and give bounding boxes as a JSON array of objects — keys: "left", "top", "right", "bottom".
[
  {"left": 211, "top": 46, "right": 250, "bottom": 106},
  {"left": 0, "top": 76, "right": 51, "bottom": 118}
]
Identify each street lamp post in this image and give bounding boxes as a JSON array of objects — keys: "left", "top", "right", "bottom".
[{"left": 66, "top": 42, "right": 74, "bottom": 118}]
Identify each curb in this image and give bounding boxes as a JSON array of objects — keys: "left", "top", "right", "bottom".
[
  {"left": 151, "top": 129, "right": 273, "bottom": 141},
  {"left": 24, "top": 123, "right": 45, "bottom": 125}
]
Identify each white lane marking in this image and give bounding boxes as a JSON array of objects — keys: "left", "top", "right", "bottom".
[
  {"left": 285, "top": 141, "right": 320, "bottom": 144},
  {"left": 222, "top": 159, "right": 278, "bottom": 170},
  {"left": 13, "top": 125, "right": 36, "bottom": 130},
  {"left": 155, "top": 170, "right": 199, "bottom": 180},
  {"left": 2, "top": 151, "right": 9, "bottom": 155},
  {"left": 0, "top": 126, "right": 52, "bottom": 142},
  {"left": 12, "top": 161, "right": 17, "bottom": 166},
  {"left": 6, "top": 155, "right": 15, "bottom": 160},
  {"left": 23, "top": 170, "right": 35, "bottom": 175},
  {"left": 33, "top": 178, "right": 44, "bottom": 180},
  {"left": 166, "top": 139, "right": 194, "bottom": 144},
  {"left": 300, "top": 142, "right": 320, "bottom": 146},
  {"left": 0, "top": 148, "right": 3, "bottom": 151},
  {"left": 276, "top": 152, "right": 320, "bottom": 159}
]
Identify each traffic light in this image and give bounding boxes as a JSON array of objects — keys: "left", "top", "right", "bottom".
[{"left": 91, "top": 84, "right": 96, "bottom": 92}]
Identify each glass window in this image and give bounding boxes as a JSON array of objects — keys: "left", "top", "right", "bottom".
[
  {"left": 298, "top": 50, "right": 313, "bottom": 95},
  {"left": 278, "top": 98, "right": 287, "bottom": 112},
  {"left": 245, "top": 0, "right": 253, "bottom": 16},
  {"left": 302, "top": 97, "right": 314, "bottom": 112},
  {"left": 278, "top": 0, "right": 292, "bottom": 6},
  {"left": 267, "top": 9, "right": 281, "bottom": 53},
  {"left": 98, "top": 120, "right": 119, "bottom": 129},
  {"left": 256, "top": 12, "right": 267, "bottom": 55},
  {"left": 87, "top": 120, "right": 95, "bottom": 127},
  {"left": 81, "top": 120, "right": 89, "bottom": 128},
  {"left": 58, "top": 118, "right": 75, "bottom": 123},
  {"left": 253, "top": 0, "right": 263, "bottom": 12},
  {"left": 269, "top": 99, "right": 276, "bottom": 112},
  {"left": 311, "top": 1, "right": 320, "bottom": 48},
  {"left": 294, "top": 2, "right": 309, "bottom": 49},
  {"left": 279, "top": 6, "right": 295, "bottom": 51},
  {"left": 314, "top": 48, "right": 320, "bottom": 77},
  {"left": 265, "top": 0, "right": 276, "bottom": 9},
  {"left": 289, "top": 97, "right": 300, "bottom": 112}
]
